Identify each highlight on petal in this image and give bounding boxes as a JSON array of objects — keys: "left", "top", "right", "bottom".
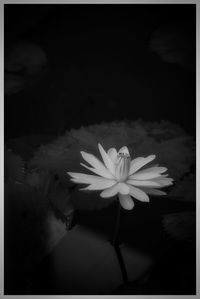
[
  {"left": 129, "top": 167, "right": 167, "bottom": 180},
  {"left": 129, "top": 172, "right": 161, "bottom": 180},
  {"left": 127, "top": 179, "right": 161, "bottom": 187},
  {"left": 152, "top": 176, "right": 174, "bottom": 187},
  {"left": 98, "top": 143, "right": 115, "bottom": 175},
  {"left": 80, "top": 162, "right": 113, "bottom": 179},
  {"left": 80, "top": 151, "right": 114, "bottom": 179},
  {"left": 134, "top": 166, "right": 167, "bottom": 175},
  {"left": 118, "top": 194, "right": 134, "bottom": 210},
  {"left": 100, "top": 183, "right": 119, "bottom": 198},
  {"left": 80, "top": 178, "right": 116, "bottom": 190},
  {"left": 129, "top": 155, "right": 156, "bottom": 175},
  {"left": 118, "top": 182, "right": 130, "bottom": 194},
  {"left": 107, "top": 147, "right": 118, "bottom": 163},
  {"left": 128, "top": 185, "right": 150, "bottom": 202},
  {"left": 68, "top": 172, "right": 111, "bottom": 185}
]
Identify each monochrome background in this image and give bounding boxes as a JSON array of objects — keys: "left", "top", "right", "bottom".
[{"left": 4, "top": 3, "right": 196, "bottom": 295}]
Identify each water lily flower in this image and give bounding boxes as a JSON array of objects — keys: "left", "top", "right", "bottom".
[{"left": 68, "top": 144, "right": 174, "bottom": 210}]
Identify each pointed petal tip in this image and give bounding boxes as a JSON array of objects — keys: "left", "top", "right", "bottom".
[
  {"left": 80, "top": 162, "right": 87, "bottom": 168},
  {"left": 67, "top": 172, "right": 74, "bottom": 177},
  {"left": 98, "top": 142, "right": 115, "bottom": 176},
  {"left": 150, "top": 154, "right": 156, "bottom": 159},
  {"left": 141, "top": 187, "right": 167, "bottom": 196},
  {"left": 79, "top": 187, "right": 90, "bottom": 192},
  {"left": 155, "top": 191, "right": 167, "bottom": 196},
  {"left": 98, "top": 143, "right": 106, "bottom": 153},
  {"left": 80, "top": 151, "right": 86, "bottom": 157}
]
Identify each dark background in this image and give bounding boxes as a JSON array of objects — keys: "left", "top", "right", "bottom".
[
  {"left": 5, "top": 4, "right": 196, "bottom": 140},
  {"left": 4, "top": 4, "right": 196, "bottom": 295}
]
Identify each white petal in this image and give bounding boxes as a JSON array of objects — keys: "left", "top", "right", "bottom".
[
  {"left": 98, "top": 143, "right": 115, "bottom": 175},
  {"left": 80, "top": 163, "right": 113, "bottom": 179},
  {"left": 118, "top": 146, "right": 130, "bottom": 156},
  {"left": 129, "top": 155, "right": 156, "bottom": 175},
  {"left": 107, "top": 147, "right": 118, "bottom": 163},
  {"left": 118, "top": 182, "right": 130, "bottom": 194},
  {"left": 134, "top": 166, "right": 167, "bottom": 175},
  {"left": 129, "top": 172, "right": 162, "bottom": 180},
  {"left": 100, "top": 183, "right": 119, "bottom": 198},
  {"left": 152, "top": 176, "right": 174, "bottom": 187},
  {"left": 140, "top": 187, "right": 167, "bottom": 196},
  {"left": 80, "top": 179, "right": 116, "bottom": 190},
  {"left": 128, "top": 185, "right": 150, "bottom": 202},
  {"left": 68, "top": 172, "right": 110, "bottom": 185},
  {"left": 129, "top": 157, "right": 144, "bottom": 173},
  {"left": 127, "top": 179, "right": 161, "bottom": 187},
  {"left": 118, "top": 194, "right": 134, "bottom": 210},
  {"left": 80, "top": 151, "right": 113, "bottom": 179},
  {"left": 130, "top": 157, "right": 143, "bottom": 165},
  {"left": 129, "top": 167, "right": 167, "bottom": 180}
]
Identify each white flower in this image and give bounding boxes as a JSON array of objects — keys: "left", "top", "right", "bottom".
[
  {"left": 30, "top": 121, "right": 194, "bottom": 185},
  {"left": 68, "top": 144, "right": 173, "bottom": 210}
]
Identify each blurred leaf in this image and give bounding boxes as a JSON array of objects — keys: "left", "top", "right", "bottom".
[
  {"left": 49, "top": 183, "right": 74, "bottom": 216},
  {"left": 162, "top": 211, "right": 195, "bottom": 242},
  {"left": 169, "top": 174, "right": 195, "bottom": 202},
  {"left": 5, "top": 179, "right": 66, "bottom": 277},
  {"left": 71, "top": 186, "right": 115, "bottom": 211},
  {"left": 150, "top": 24, "right": 195, "bottom": 70},
  {"left": 6, "top": 134, "right": 55, "bottom": 160},
  {"left": 5, "top": 147, "right": 25, "bottom": 182}
]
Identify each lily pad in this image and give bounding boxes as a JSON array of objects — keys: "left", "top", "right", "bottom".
[
  {"left": 162, "top": 211, "right": 195, "bottom": 242},
  {"left": 5, "top": 147, "right": 25, "bottom": 182}
]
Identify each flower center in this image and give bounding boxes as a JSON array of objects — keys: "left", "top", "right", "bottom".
[{"left": 115, "top": 153, "right": 130, "bottom": 182}]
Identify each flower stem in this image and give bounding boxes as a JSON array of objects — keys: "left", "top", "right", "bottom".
[
  {"left": 112, "top": 199, "right": 121, "bottom": 245},
  {"left": 114, "top": 243, "right": 129, "bottom": 285},
  {"left": 111, "top": 199, "right": 129, "bottom": 285}
]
